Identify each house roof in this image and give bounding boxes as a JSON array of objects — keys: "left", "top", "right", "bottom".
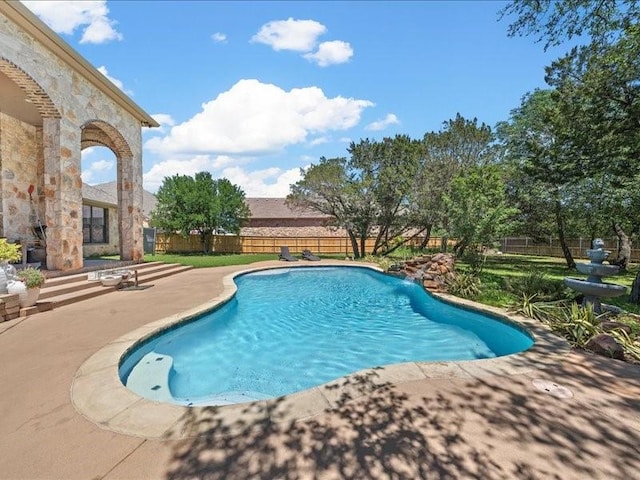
[
  {"left": 82, "top": 182, "right": 158, "bottom": 220},
  {"left": 246, "top": 198, "right": 330, "bottom": 219},
  {"left": 0, "top": 2, "right": 158, "bottom": 128}
]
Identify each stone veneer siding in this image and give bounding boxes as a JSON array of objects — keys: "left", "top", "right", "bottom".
[
  {"left": 0, "top": 113, "right": 42, "bottom": 241},
  {"left": 0, "top": 10, "right": 145, "bottom": 270}
]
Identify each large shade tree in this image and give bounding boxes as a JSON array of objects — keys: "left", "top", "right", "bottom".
[
  {"left": 288, "top": 135, "right": 423, "bottom": 258},
  {"left": 151, "top": 172, "right": 250, "bottom": 253},
  {"left": 502, "top": 0, "right": 640, "bottom": 297},
  {"left": 443, "top": 164, "right": 518, "bottom": 257},
  {"left": 412, "top": 114, "right": 498, "bottom": 251},
  {"left": 497, "top": 89, "right": 582, "bottom": 268}
]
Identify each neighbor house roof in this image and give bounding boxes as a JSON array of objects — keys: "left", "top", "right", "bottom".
[
  {"left": 0, "top": 2, "right": 158, "bottom": 128},
  {"left": 82, "top": 183, "right": 116, "bottom": 207},
  {"left": 82, "top": 182, "right": 158, "bottom": 220},
  {"left": 246, "top": 198, "right": 330, "bottom": 219}
]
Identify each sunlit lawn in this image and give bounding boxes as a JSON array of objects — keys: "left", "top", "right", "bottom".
[
  {"left": 143, "top": 252, "right": 276, "bottom": 267},
  {"left": 142, "top": 252, "right": 345, "bottom": 268},
  {"left": 458, "top": 253, "right": 639, "bottom": 314}
]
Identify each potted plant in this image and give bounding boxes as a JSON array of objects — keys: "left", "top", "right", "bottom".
[
  {"left": 0, "top": 239, "right": 22, "bottom": 294},
  {"left": 8, "top": 266, "right": 45, "bottom": 308}
]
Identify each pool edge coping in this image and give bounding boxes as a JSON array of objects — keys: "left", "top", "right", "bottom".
[{"left": 70, "top": 262, "right": 571, "bottom": 440}]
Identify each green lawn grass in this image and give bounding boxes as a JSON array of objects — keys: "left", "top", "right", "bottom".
[
  {"left": 142, "top": 252, "right": 345, "bottom": 268},
  {"left": 457, "top": 253, "right": 639, "bottom": 314},
  {"left": 144, "top": 252, "right": 277, "bottom": 267}
]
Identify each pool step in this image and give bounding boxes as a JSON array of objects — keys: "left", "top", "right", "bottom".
[
  {"left": 21, "top": 262, "right": 193, "bottom": 315},
  {"left": 126, "top": 352, "right": 175, "bottom": 403}
]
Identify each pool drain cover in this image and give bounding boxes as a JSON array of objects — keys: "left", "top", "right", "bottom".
[{"left": 532, "top": 379, "right": 573, "bottom": 399}]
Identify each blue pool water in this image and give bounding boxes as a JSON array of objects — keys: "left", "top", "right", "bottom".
[{"left": 120, "top": 266, "right": 533, "bottom": 405}]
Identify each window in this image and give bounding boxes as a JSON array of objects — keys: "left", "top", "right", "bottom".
[{"left": 83, "top": 205, "right": 108, "bottom": 243}]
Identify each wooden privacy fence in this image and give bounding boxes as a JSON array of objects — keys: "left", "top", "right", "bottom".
[
  {"left": 153, "top": 233, "right": 445, "bottom": 256},
  {"left": 500, "top": 237, "right": 640, "bottom": 262}
]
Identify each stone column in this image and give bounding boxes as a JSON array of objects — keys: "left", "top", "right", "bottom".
[
  {"left": 43, "top": 118, "right": 82, "bottom": 270},
  {"left": 118, "top": 139, "right": 143, "bottom": 262}
]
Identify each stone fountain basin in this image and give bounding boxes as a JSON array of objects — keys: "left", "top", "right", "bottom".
[
  {"left": 564, "top": 278, "right": 627, "bottom": 298},
  {"left": 575, "top": 263, "right": 620, "bottom": 277},
  {"left": 586, "top": 249, "right": 611, "bottom": 264}
]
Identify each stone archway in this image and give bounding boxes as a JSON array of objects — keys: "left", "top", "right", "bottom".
[
  {"left": 1, "top": 2, "right": 157, "bottom": 270},
  {"left": 0, "top": 57, "right": 60, "bottom": 265},
  {"left": 81, "top": 120, "right": 141, "bottom": 262}
]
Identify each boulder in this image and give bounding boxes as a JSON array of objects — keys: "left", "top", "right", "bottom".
[
  {"left": 599, "top": 321, "right": 632, "bottom": 335},
  {"left": 586, "top": 333, "right": 625, "bottom": 360},
  {"left": 389, "top": 253, "right": 456, "bottom": 292}
]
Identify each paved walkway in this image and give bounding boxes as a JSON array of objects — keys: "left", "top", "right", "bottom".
[{"left": 0, "top": 261, "right": 639, "bottom": 479}]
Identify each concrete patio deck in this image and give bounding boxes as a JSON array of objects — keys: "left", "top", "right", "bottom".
[{"left": 1, "top": 260, "right": 639, "bottom": 479}]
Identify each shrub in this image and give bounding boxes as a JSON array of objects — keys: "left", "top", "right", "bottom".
[
  {"left": 507, "top": 270, "right": 568, "bottom": 302},
  {"left": 516, "top": 295, "right": 640, "bottom": 361},
  {"left": 361, "top": 254, "right": 394, "bottom": 271},
  {"left": 0, "top": 239, "right": 22, "bottom": 263},
  {"left": 445, "top": 272, "right": 481, "bottom": 299},
  {"left": 16, "top": 267, "right": 45, "bottom": 288}
]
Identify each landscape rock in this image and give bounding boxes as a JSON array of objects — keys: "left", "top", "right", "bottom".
[
  {"left": 586, "top": 333, "right": 625, "bottom": 360},
  {"left": 389, "top": 253, "right": 455, "bottom": 292},
  {"left": 599, "top": 321, "right": 632, "bottom": 335}
]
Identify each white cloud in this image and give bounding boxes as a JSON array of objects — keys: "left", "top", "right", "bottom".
[
  {"left": 365, "top": 113, "right": 400, "bottom": 131},
  {"left": 22, "top": 0, "right": 123, "bottom": 44},
  {"left": 251, "top": 18, "right": 326, "bottom": 51},
  {"left": 81, "top": 158, "right": 114, "bottom": 184},
  {"left": 151, "top": 114, "right": 175, "bottom": 126},
  {"left": 145, "top": 113, "right": 176, "bottom": 134},
  {"left": 145, "top": 79, "right": 373, "bottom": 156},
  {"left": 142, "top": 155, "right": 301, "bottom": 197},
  {"left": 221, "top": 166, "right": 303, "bottom": 197},
  {"left": 143, "top": 155, "right": 240, "bottom": 192},
  {"left": 309, "top": 136, "right": 330, "bottom": 146},
  {"left": 97, "top": 66, "right": 133, "bottom": 95},
  {"left": 211, "top": 32, "right": 227, "bottom": 43},
  {"left": 304, "top": 40, "right": 353, "bottom": 67},
  {"left": 91, "top": 159, "right": 114, "bottom": 171}
]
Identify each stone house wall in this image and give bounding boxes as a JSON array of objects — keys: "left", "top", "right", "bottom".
[
  {"left": 0, "top": 3, "right": 154, "bottom": 270},
  {"left": 0, "top": 3, "right": 153, "bottom": 270},
  {"left": 0, "top": 112, "right": 41, "bottom": 242}
]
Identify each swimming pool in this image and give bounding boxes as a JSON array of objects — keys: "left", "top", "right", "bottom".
[{"left": 120, "top": 266, "right": 533, "bottom": 406}]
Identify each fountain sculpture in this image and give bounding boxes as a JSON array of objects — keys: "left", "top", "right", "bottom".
[{"left": 564, "top": 238, "right": 627, "bottom": 313}]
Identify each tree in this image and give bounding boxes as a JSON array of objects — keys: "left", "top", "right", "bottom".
[
  {"left": 443, "top": 165, "right": 518, "bottom": 257},
  {"left": 503, "top": 0, "right": 640, "bottom": 291},
  {"left": 151, "top": 172, "right": 250, "bottom": 253},
  {"left": 348, "top": 135, "right": 422, "bottom": 255},
  {"left": 501, "top": 0, "right": 640, "bottom": 50},
  {"left": 289, "top": 135, "right": 423, "bottom": 258},
  {"left": 287, "top": 157, "right": 376, "bottom": 259},
  {"left": 497, "top": 89, "right": 581, "bottom": 268},
  {"left": 411, "top": 114, "right": 495, "bottom": 251}
]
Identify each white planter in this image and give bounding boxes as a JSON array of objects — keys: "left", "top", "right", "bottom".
[
  {"left": 0, "top": 266, "right": 7, "bottom": 294},
  {"left": 7, "top": 280, "right": 40, "bottom": 308}
]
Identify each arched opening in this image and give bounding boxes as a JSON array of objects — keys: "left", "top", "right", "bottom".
[
  {"left": 81, "top": 145, "right": 118, "bottom": 258},
  {"left": 80, "top": 120, "right": 139, "bottom": 262},
  {"left": 0, "top": 58, "right": 59, "bottom": 266}
]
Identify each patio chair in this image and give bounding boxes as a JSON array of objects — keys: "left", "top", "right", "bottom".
[
  {"left": 278, "top": 246, "right": 298, "bottom": 262},
  {"left": 301, "top": 249, "right": 321, "bottom": 261}
]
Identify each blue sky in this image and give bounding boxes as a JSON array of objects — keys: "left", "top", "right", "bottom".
[{"left": 22, "top": 0, "right": 569, "bottom": 196}]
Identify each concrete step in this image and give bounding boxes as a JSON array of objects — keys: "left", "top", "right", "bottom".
[
  {"left": 42, "top": 261, "right": 168, "bottom": 288},
  {"left": 29, "top": 263, "right": 194, "bottom": 313}
]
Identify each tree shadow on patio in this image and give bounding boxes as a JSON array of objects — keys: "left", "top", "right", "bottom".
[{"left": 163, "top": 357, "right": 640, "bottom": 479}]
